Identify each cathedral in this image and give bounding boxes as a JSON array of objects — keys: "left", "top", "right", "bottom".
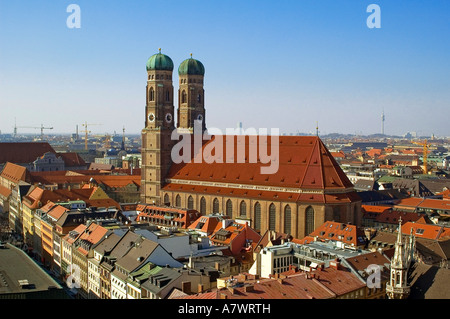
[{"left": 140, "top": 49, "right": 362, "bottom": 239}]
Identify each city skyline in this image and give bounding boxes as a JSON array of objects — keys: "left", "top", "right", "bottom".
[{"left": 1, "top": 1, "right": 449, "bottom": 137}]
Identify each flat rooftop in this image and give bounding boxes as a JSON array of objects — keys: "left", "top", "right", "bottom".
[{"left": 0, "top": 244, "right": 64, "bottom": 297}]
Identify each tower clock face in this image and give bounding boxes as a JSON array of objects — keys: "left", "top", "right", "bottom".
[
  {"left": 165, "top": 113, "right": 173, "bottom": 123},
  {"left": 148, "top": 113, "right": 155, "bottom": 122},
  {"left": 197, "top": 114, "right": 203, "bottom": 121}
]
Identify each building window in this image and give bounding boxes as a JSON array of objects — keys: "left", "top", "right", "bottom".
[
  {"left": 254, "top": 202, "right": 261, "bottom": 231},
  {"left": 284, "top": 205, "right": 291, "bottom": 235},
  {"left": 333, "top": 206, "right": 340, "bottom": 222},
  {"left": 305, "top": 206, "right": 315, "bottom": 235},
  {"left": 239, "top": 201, "right": 247, "bottom": 217},
  {"left": 181, "top": 90, "right": 187, "bottom": 104},
  {"left": 166, "top": 90, "right": 170, "bottom": 102},
  {"left": 149, "top": 87, "right": 154, "bottom": 101},
  {"left": 164, "top": 194, "right": 170, "bottom": 205},
  {"left": 213, "top": 198, "right": 220, "bottom": 214},
  {"left": 197, "top": 93, "right": 202, "bottom": 103},
  {"left": 226, "top": 199, "right": 233, "bottom": 215},
  {"left": 175, "top": 195, "right": 181, "bottom": 208},
  {"left": 187, "top": 196, "right": 194, "bottom": 210},
  {"left": 200, "top": 197, "right": 206, "bottom": 214},
  {"left": 269, "top": 203, "right": 276, "bottom": 231}
]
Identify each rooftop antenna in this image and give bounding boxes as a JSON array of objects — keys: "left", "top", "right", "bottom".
[
  {"left": 381, "top": 109, "right": 385, "bottom": 135},
  {"left": 316, "top": 121, "right": 319, "bottom": 137}
]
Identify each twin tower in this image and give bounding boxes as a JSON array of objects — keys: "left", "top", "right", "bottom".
[{"left": 141, "top": 50, "right": 207, "bottom": 204}]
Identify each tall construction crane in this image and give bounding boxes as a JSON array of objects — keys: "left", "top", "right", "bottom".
[
  {"left": 13, "top": 122, "right": 53, "bottom": 140},
  {"left": 412, "top": 140, "right": 430, "bottom": 174},
  {"left": 80, "top": 121, "right": 102, "bottom": 150}
]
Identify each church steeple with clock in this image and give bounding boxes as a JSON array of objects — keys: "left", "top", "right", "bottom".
[{"left": 141, "top": 49, "right": 176, "bottom": 204}]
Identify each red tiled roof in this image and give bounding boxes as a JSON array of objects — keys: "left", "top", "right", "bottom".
[
  {"left": 418, "top": 198, "right": 450, "bottom": 212},
  {"left": 375, "top": 210, "right": 424, "bottom": 225},
  {"left": 164, "top": 136, "right": 355, "bottom": 198},
  {"left": 307, "top": 221, "right": 367, "bottom": 247},
  {"left": 0, "top": 185, "right": 11, "bottom": 198},
  {"left": 0, "top": 162, "right": 29, "bottom": 184},
  {"left": 0, "top": 142, "right": 56, "bottom": 164},
  {"left": 58, "top": 152, "right": 86, "bottom": 167},
  {"left": 402, "top": 222, "right": 450, "bottom": 240},
  {"left": 188, "top": 214, "right": 228, "bottom": 234}
]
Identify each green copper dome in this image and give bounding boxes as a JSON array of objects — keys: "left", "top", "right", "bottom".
[
  {"left": 146, "top": 49, "right": 174, "bottom": 71},
  {"left": 178, "top": 55, "right": 205, "bottom": 76}
]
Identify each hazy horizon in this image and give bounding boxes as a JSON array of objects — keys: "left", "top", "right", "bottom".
[{"left": 1, "top": 1, "right": 449, "bottom": 137}]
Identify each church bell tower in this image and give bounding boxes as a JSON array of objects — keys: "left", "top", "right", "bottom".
[
  {"left": 141, "top": 49, "right": 175, "bottom": 205},
  {"left": 177, "top": 54, "right": 206, "bottom": 133}
]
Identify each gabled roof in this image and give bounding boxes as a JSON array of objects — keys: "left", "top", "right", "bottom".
[
  {"left": 0, "top": 142, "right": 56, "bottom": 164},
  {"left": 115, "top": 238, "right": 158, "bottom": 273},
  {"left": 187, "top": 214, "right": 229, "bottom": 235},
  {"left": 307, "top": 221, "right": 367, "bottom": 247},
  {"left": 0, "top": 162, "right": 30, "bottom": 184},
  {"left": 401, "top": 222, "right": 450, "bottom": 240},
  {"left": 163, "top": 136, "right": 356, "bottom": 203}
]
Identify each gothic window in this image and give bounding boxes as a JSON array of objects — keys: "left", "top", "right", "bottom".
[
  {"left": 269, "top": 203, "right": 276, "bottom": 231},
  {"left": 187, "top": 196, "right": 194, "bottom": 210},
  {"left": 200, "top": 197, "right": 206, "bottom": 214},
  {"left": 239, "top": 201, "right": 247, "bottom": 217},
  {"left": 226, "top": 199, "right": 233, "bottom": 215},
  {"left": 333, "top": 206, "right": 340, "bottom": 222},
  {"left": 284, "top": 205, "right": 291, "bottom": 235},
  {"left": 149, "top": 87, "right": 155, "bottom": 101},
  {"left": 166, "top": 90, "right": 170, "bottom": 102},
  {"left": 175, "top": 194, "right": 181, "bottom": 208},
  {"left": 305, "top": 206, "right": 315, "bottom": 235},
  {"left": 213, "top": 198, "right": 219, "bottom": 214},
  {"left": 181, "top": 90, "right": 187, "bottom": 104},
  {"left": 164, "top": 194, "right": 170, "bottom": 205},
  {"left": 254, "top": 202, "right": 261, "bottom": 231}
]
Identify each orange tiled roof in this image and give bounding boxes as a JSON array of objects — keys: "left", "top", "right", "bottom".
[
  {"left": 0, "top": 185, "right": 11, "bottom": 198},
  {"left": 188, "top": 214, "right": 229, "bottom": 234},
  {"left": 0, "top": 162, "right": 29, "bottom": 184},
  {"left": 418, "top": 198, "right": 450, "bottom": 212},
  {"left": 362, "top": 205, "right": 392, "bottom": 214},
  {"left": 401, "top": 222, "right": 450, "bottom": 240},
  {"left": 307, "top": 221, "right": 367, "bottom": 247},
  {"left": 47, "top": 205, "right": 70, "bottom": 221},
  {"left": 163, "top": 136, "right": 356, "bottom": 203}
]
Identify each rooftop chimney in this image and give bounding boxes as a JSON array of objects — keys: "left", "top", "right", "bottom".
[{"left": 181, "top": 281, "right": 191, "bottom": 294}]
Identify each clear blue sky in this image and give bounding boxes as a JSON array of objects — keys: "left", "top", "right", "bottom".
[{"left": 0, "top": 0, "right": 449, "bottom": 137}]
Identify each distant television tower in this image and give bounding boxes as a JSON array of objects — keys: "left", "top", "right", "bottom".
[{"left": 381, "top": 110, "right": 385, "bottom": 135}]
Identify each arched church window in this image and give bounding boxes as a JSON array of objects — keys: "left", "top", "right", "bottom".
[
  {"left": 269, "top": 203, "right": 276, "bottom": 231},
  {"left": 175, "top": 194, "right": 181, "bottom": 207},
  {"left": 181, "top": 90, "right": 187, "bottom": 104},
  {"left": 149, "top": 87, "right": 155, "bottom": 102},
  {"left": 164, "top": 194, "right": 170, "bottom": 205},
  {"left": 166, "top": 90, "right": 170, "bottom": 102},
  {"left": 239, "top": 201, "right": 247, "bottom": 217},
  {"left": 284, "top": 205, "right": 291, "bottom": 235},
  {"left": 213, "top": 198, "right": 219, "bottom": 214},
  {"left": 305, "top": 206, "right": 315, "bottom": 235},
  {"left": 200, "top": 197, "right": 206, "bottom": 214},
  {"left": 187, "top": 196, "right": 194, "bottom": 210},
  {"left": 226, "top": 199, "right": 233, "bottom": 215},
  {"left": 197, "top": 93, "right": 202, "bottom": 103},
  {"left": 254, "top": 202, "right": 261, "bottom": 231}
]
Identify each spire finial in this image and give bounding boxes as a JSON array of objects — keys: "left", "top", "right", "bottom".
[
  {"left": 159, "top": 48, "right": 161, "bottom": 53},
  {"left": 190, "top": 53, "right": 193, "bottom": 58}
]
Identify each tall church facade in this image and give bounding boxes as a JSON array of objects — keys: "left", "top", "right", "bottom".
[{"left": 141, "top": 50, "right": 362, "bottom": 239}]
